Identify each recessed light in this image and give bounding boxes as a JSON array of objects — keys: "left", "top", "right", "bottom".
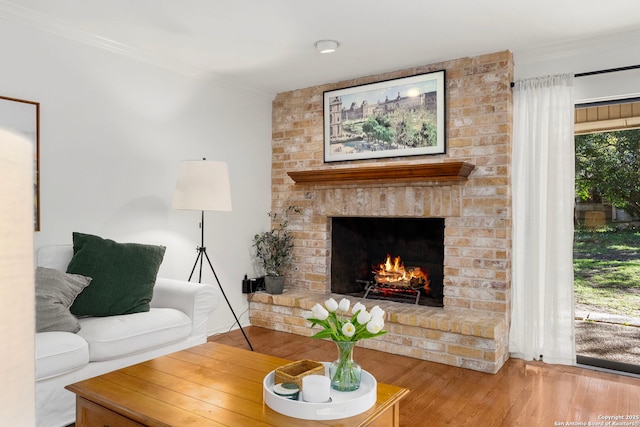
[{"left": 314, "top": 40, "right": 339, "bottom": 54}]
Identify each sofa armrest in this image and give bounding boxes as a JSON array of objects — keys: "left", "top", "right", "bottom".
[{"left": 150, "top": 278, "right": 219, "bottom": 339}]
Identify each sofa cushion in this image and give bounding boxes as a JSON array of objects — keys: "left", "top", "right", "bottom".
[
  {"left": 77, "top": 308, "right": 192, "bottom": 361},
  {"left": 35, "top": 332, "right": 89, "bottom": 381},
  {"left": 37, "top": 245, "right": 74, "bottom": 271},
  {"left": 35, "top": 267, "right": 92, "bottom": 333},
  {"left": 67, "top": 232, "right": 166, "bottom": 317}
]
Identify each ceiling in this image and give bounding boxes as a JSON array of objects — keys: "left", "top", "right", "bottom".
[{"left": 3, "top": 0, "right": 640, "bottom": 95}]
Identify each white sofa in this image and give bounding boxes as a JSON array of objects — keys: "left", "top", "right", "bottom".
[{"left": 35, "top": 245, "right": 219, "bottom": 427}]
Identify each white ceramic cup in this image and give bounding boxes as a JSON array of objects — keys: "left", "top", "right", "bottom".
[{"left": 301, "top": 375, "right": 331, "bottom": 403}]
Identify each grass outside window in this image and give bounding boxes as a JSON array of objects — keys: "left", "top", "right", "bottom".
[{"left": 574, "top": 227, "right": 640, "bottom": 317}]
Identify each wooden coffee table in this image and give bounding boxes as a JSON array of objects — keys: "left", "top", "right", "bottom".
[{"left": 66, "top": 342, "right": 409, "bottom": 426}]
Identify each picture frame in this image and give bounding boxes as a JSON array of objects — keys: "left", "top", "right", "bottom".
[
  {"left": 0, "top": 95, "right": 40, "bottom": 231},
  {"left": 323, "top": 70, "right": 446, "bottom": 163}
]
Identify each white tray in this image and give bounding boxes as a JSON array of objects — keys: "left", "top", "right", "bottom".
[{"left": 263, "top": 364, "right": 377, "bottom": 420}]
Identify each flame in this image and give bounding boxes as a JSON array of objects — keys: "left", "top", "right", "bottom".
[
  {"left": 382, "top": 255, "right": 403, "bottom": 273},
  {"left": 373, "top": 254, "right": 429, "bottom": 292}
]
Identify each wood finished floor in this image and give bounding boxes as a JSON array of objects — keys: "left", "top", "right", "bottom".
[{"left": 208, "top": 326, "right": 640, "bottom": 427}]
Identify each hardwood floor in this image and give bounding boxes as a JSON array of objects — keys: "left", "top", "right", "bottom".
[{"left": 208, "top": 326, "right": 640, "bottom": 427}]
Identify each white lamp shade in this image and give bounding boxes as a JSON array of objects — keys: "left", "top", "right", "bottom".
[{"left": 173, "top": 160, "right": 232, "bottom": 211}]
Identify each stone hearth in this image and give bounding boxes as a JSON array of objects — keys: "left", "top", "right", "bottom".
[
  {"left": 251, "top": 291, "right": 507, "bottom": 373},
  {"left": 249, "top": 50, "right": 513, "bottom": 374}
]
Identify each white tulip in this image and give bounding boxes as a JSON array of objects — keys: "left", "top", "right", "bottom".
[
  {"left": 366, "top": 318, "right": 384, "bottom": 334},
  {"left": 370, "top": 305, "right": 385, "bottom": 320},
  {"left": 342, "top": 322, "right": 355, "bottom": 337},
  {"left": 338, "top": 298, "right": 351, "bottom": 313},
  {"left": 311, "top": 303, "right": 329, "bottom": 320},
  {"left": 352, "top": 302, "right": 366, "bottom": 316},
  {"left": 324, "top": 298, "right": 338, "bottom": 312},
  {"left": 356, "top": 309, "right": 371, "bottom": 324}
]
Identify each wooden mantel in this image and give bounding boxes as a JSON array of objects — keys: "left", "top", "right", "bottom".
[{"left": 287, "top": 162, "right": 475, "bottom": 185}]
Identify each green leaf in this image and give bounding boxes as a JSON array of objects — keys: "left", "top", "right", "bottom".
[{"left": 310, "top": 330, "right": 334, "bottom": 339}]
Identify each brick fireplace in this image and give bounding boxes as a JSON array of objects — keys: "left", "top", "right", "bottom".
[{"left": 249, "top": 50, "right": 513, "bottom": 373}]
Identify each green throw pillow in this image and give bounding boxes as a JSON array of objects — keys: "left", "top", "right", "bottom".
[{"left": 67, "top": 232, "right": 166, "bottom": 317}]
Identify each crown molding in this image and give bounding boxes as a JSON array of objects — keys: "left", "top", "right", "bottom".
[
  {"left": 0, "top": 0, "right": 208, "bottom": 79},
  {"left": 515, "top": 27, "right": 640, "bottom": 66},
  {"left": 0, "top": 1, "right": 277, "bottom": 97}
]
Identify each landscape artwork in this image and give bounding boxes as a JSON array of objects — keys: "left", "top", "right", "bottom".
[{"left": 323, "top": 71, "right": 445, "bottom": 162}]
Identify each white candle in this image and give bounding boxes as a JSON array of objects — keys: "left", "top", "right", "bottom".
[{"left": 301, "top": 375, "right": 331, "bottom": 403}]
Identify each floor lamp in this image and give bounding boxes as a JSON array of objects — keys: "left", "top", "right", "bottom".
[{"left": 173, "top": 159, "right": 253, "bottom": 351}]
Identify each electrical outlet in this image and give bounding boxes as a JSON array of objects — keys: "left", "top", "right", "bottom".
[{"left": 242, "top": 276, "right": 264, "bottom": 293}]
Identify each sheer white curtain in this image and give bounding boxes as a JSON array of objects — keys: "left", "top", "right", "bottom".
[{"left": 509, "top": 74, "right": 576, "bottom": 365}]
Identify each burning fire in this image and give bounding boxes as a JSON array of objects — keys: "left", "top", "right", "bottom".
[{"left": 373, "top": 254, "right": 430, "bottom": 293}]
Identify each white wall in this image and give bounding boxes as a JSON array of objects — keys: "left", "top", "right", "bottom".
[
  {"left": 514, "top": 28, "right": 640, "bottom": 103},
  {"left": 0, "top": 19, "right": 273, "bottom": 338}
]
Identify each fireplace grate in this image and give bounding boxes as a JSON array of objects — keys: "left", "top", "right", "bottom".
[{"left": 363, "top": 282, "right": 421, "bottom": 305}]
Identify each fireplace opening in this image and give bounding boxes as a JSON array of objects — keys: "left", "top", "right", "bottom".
[{"left": 330, "top": 217, "right": 444, "bottom": 307}]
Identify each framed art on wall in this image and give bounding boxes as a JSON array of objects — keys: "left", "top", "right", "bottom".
[
  {"left": 0, "top": 96, "right": 40, "bottom": 231},
  {"left": 323, "top": 70, "right": 445, "bottom": 163}
]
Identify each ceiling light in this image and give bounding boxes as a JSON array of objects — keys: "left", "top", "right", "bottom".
[{"left": 315, "top": 40, "right": 339, "bottom": 54}]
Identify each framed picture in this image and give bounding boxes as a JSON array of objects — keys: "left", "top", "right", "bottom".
[
  {"left": 0, "top": 96, "right": 40, "bottom": 231},
  {"left": 323, "top": 70, "right": 445, "bottom": 163}
]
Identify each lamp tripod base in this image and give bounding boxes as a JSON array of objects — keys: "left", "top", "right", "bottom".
[{"left": 189, "top": 246, "right": 254, "bottom": 351}]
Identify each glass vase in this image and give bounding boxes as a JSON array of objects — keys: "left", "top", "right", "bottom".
[{"left": 329, "top": 340, "right": 362, "bottom": 391}]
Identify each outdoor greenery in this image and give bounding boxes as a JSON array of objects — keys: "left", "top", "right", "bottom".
[
  {"left": 575, "top": 129, "right": 640, "bottom": 219},
  {"left": 574, "top": 228, "right": 640, "bottom": 317}
]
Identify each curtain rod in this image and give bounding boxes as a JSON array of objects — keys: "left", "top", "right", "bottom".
[{"left": 510, "top": 64, "right": 640, "bottom": 87}]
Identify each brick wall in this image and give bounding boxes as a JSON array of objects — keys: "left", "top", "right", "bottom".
[{"left": 250, "top": 50, "right": 514, "bottom": 373}]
